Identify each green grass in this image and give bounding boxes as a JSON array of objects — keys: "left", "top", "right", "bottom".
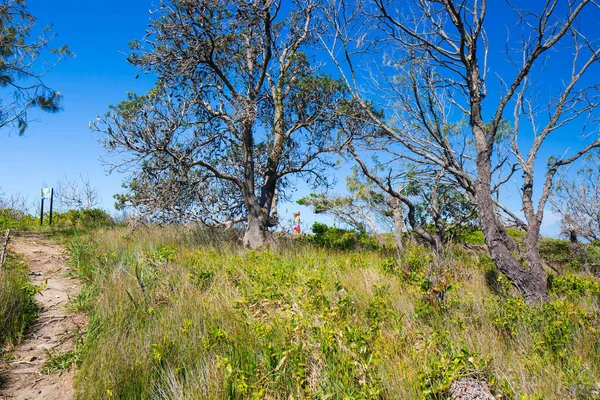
[
  {"left": 0, "top": 252, "right": 39, "bottom": 347},
  {"left": 67, "top": 227, "right": 600, "bottom": 399},
  {"left": 0, "top": 250, "right": 40, "bottom": 387}
]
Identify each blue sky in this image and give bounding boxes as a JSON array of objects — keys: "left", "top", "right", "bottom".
[
  {"left": 2, "top": 0, "right": 595, "bottom": 236},
  {"left": 0, "top": 0, "right": 154, "bottom": 215}
]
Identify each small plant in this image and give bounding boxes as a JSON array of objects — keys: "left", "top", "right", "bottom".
[
  {"left": 420, "top": 346, "right": 491, "bottom": 399},
  {"left": 42, "top": 328, "right": 85, "bottom": 374}
]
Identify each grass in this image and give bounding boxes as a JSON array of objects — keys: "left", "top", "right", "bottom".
[
  {"left": 0, "top": 250, "right": 40, "bottom": 387},
  {"left": 0, "top": 252, "right": 39, "bottom": 347},
  {"left": 64, "top": 226, "right": 600, "bottom": 399}
]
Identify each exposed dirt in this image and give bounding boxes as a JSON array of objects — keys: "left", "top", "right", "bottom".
[{"left": 0, "top": 235, "right": 84, "bottom": 400}]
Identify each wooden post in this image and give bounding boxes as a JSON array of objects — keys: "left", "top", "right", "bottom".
[
  {"left": 0, "top": 229, "right": 9, "bottom": 267},
  {"left": 49, "top": 188, "right": 54, "bottom": 226},
  {"left": 40, "top": 198, "right": 45, "bottom": 226}
]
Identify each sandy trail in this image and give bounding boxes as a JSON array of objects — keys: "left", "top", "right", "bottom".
[{"left": 0, "top": 235, "right": 84, "bottom": 400}]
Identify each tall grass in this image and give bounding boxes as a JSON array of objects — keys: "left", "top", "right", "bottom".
[
  {"left": 0, "top": 253, "right": 39, "bottom": 358},
  {"left": 69, "top": 227, "right": 600, "bottom": 399}
]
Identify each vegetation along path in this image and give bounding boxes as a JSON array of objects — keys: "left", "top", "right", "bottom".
[{"left": 0, "top": 235, "right": 83, "bottom": 400}]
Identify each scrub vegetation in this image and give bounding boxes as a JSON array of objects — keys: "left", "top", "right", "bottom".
[{"left": 63, "top": 226, "right": 600, "bottom": 399}]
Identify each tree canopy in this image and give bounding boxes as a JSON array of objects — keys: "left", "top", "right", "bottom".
[
  {"left": 0, "top": 0, "right": 70, "bottom": 134},
  {"left": 94, "top": 0, "right": 348, "bottom": 247}
]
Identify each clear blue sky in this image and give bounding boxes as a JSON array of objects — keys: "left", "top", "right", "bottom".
[
  {"left": 0, "top": 0, "right": 154, "bottom": 215},
  {"left": 2, "top": 0, "right": 595, "bottom": 236}
]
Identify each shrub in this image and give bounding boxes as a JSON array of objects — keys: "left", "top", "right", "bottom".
[
  {"left": 0, "top": 209, "right": 38, "bottom": 229},
  {"left": 307, "top": 222, "right": 380, "bottom": 250},
  {"left": 55, "top": 208, "right": 114, "bottom": 228}
]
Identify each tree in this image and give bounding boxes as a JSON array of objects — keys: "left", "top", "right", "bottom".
[
  {"left": 346, "top": 147, "right": 476, "bottom": 254},
  {"left": 56, "top": 175, "right": 101, "bottom": 211},
  {"left": 300, "top": 166, "right": 477, "bottom": 253},
  {"left": 298, "top": 172, "right": 394, "bottom": 235},
  {"left": 0, "top": 0, "right": 70, "bottom": 134},
  {"left": 552, "top": 151, "right": 600, "bottom": 243},
  {"left": 321, "top": 0, "right": 600, "bottom": 302},
  {"left": 93, "top": 0, "right": 346, "bottom": 248}
]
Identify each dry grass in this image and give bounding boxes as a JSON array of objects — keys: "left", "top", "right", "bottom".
[{"left": 67, "top": 226, "right": 600, "bottom": 399}]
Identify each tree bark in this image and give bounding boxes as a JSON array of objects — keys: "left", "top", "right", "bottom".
[
  {"left": 475, "top": 154, "right": 549, "bottom": 304},
  {"left": 387, "top": 196, "right": 404, "bottom": 252},
  {"left": 243, "top": 207, "right": 266, "bottom": 249}
]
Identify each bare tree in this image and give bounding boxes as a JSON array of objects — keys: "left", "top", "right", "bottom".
[
  {"left": 321, "top": 0, "right": 600, "bottom": 302},
  {"left": 0, "top": 187, "right": 29, "bottom": 212},
  {"left": 552, "top": 151, "right": 600, "bottom": 243},
  {"left": 0, "top": 0, "right": 71, "bottom": 134},
  {"left": 92, "top": 0, "right": 347, "bottom": 248},
  {"left": 0, "top": 187, "right": 30, "bottom": 223},
  {"left": 56, "top": 175, "right": 101, "bottom": 211}
]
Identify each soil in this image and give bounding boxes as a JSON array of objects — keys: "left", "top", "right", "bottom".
[{"left": 0, "top": 234, "right": 84, "bottom": 400}]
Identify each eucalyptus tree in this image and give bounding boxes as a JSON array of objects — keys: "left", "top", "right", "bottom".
[
  {"left": 322, "top": 0, "right": 600, "bottom": 302},
  {"left": 0, "top": 0, "right": 70, "bottom": 134},
  {"left": 93, "top": 0, "right": 347, "bottom": 248}
]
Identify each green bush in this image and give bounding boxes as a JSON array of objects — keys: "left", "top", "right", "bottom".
[
  {"left": 0, "top": 209, "right": 38, "bottom": 229},
  {"left": 307, "top": 222, "right": 380, "bottom": 250},
  {"left": 548, "top": 274, "right": 600, "bottom": 299},
  {"left": 490, "top": 297, "right": 598, "bottom": 358},
  {"left": 55, "top": 208, "right": 114, "bottom": 228},
  {"left": 420, "top": 345, "right": 492, "bottom": 399},
  {"left": 454, "top": 228, "right": 486, "bottom": 245}
]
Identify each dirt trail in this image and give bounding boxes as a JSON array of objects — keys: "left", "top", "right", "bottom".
[{"left": 0, "top": 235, "right": 84, "bottom": 400}]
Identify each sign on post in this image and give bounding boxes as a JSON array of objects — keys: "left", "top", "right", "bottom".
[
  {"left": 40, "top": 188, "right": 54, "bottom": 226},
  {"left": 41, "top": 188, "right": 52, "bottom": 199}
]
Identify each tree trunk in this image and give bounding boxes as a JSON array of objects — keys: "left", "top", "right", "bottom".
[
  {"left": 475, "top": 156, "right": 549, "bottom": 304},
  {"left": 387, "top": 196, "right": 404, "bottom": 252},
  {"left": 243, "top": 208, "right": 266, "bottom": 249}
]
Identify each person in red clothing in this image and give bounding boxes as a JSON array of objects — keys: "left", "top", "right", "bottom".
[{"left": 292, "top": 211, "right": 301, "bottom": 234}]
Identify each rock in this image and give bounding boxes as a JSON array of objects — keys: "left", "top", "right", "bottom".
[{"left": 449, "top": 378, "right": 495, "bottom": 400}]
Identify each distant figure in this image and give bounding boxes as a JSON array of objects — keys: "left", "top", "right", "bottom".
[{"left": 292, "top": 211, "right": 301, "bottom": 234}]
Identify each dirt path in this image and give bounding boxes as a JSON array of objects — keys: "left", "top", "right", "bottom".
[{"left": 0, "top": 235, "right": 84, "bottom": 400}]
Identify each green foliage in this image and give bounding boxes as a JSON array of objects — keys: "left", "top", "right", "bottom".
[
  {"left": 548, "top": 274, "right": 600, "bottom": 299},
  {"left": 420, "top": 345, "right": 491, "bottom": 399},
  {"left": 0, "top": 207, "right": 114, "bottom": 232},
  {"left": 0, "top": 0, "right": 71, "bottom": 134},
  {"left": 490, "top": 297, "right": 597, "bottom": 357},
  {"left": 307, "top": 222, "right": 381, "bottom": 250},
  {"left": 63, "top": 226, "right": 600, "bottom": 399},
  {"left": 0, "top": 208, "right": 38, "bottom": 229},
  {"left": 455, "top": 228, "right": 485, "bottom": 245},
  {"left": 54, "top": 208, "right": 114, "bottom": 229},
  {"left": 298, "top": 171, "right": 391, "bottom": 235}
]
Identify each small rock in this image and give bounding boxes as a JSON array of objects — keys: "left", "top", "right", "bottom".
[
  {"left": 450, "top": 378, "right": 494, "bottom": 400},
  {"left": 25, "top": 356, "right": 37, "bottom": 362}
]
